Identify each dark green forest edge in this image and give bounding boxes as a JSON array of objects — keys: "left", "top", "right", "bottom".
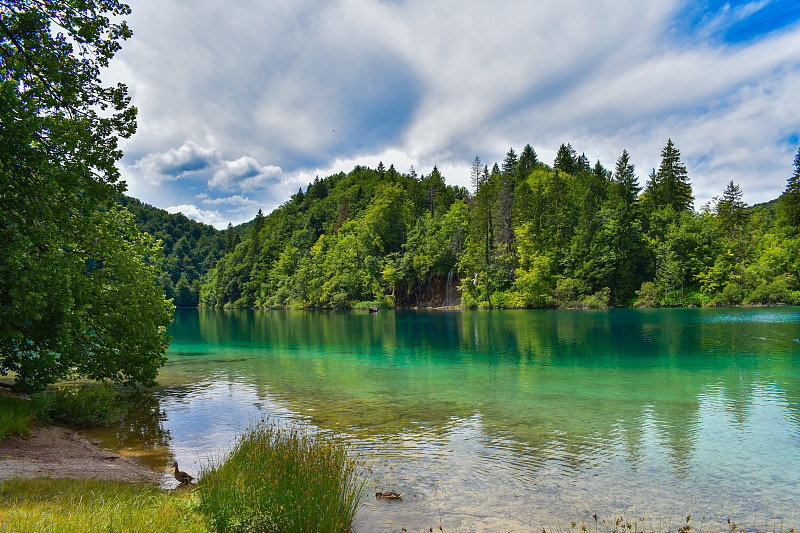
[{"left": 199, "top": 142, "right": 800, "bottom": 310}]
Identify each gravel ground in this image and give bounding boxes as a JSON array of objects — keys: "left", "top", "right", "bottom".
[{"left": 0, "top": 425, "right": 162, "bottom": 484}]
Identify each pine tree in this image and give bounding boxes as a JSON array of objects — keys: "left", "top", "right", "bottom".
[
  {"left": 593, "top": 160, "right": 611, "bottom": 182},
  {"left": 554, "top": 143, "right": 578, "bottom": 175},
  {"left": 576, "top": 153, "right": 591, "bottom": 174},
  {"left": 502, "top": 147, "right": 518, "bottom": 178},
  {"left": 780, "top": 146, "right": 800, "bottom": 231},
  {"left": 518, "top": 144, "right": 538, "bottom": 180},
  {"left": 613, "top": 149, "right": 640, "bottom": 206},
  {"left": 655, "top": 139, "right": 693, "bottom": 212},
  {"left": 716, "top": 181, "right": 747, "bottom": 235},
  {"left": 470, "top": 155, "right": 482, "bottom": 193}
]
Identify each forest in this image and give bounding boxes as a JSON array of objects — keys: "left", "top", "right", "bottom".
[
  {"left": 118, "top": 197, "right": 228, "bottom": 307},
  {"left": 196, "top": 140, "right": 800, "bottom": 310}
]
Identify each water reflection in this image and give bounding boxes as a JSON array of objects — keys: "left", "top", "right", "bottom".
[
  {"left": 104, "top": 308, "right": 800, "bottom": 530},
  {"left": 82, "top": 391, "right": 171, "bottom": 472}
]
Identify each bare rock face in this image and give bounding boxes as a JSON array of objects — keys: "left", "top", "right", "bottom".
[{"left": 395, "top": 273, "right": 461, "bottom": 308}]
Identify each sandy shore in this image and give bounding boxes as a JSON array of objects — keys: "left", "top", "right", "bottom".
[{"left": 0, "top": 425, "right": 162, "bottom": 484}]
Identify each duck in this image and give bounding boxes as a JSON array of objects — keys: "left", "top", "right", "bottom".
[
  {"left": 172, "top": 462, "right": 194, "bottom": 484},
  {"left": 375, "top": 491, "right": 402, "bottom": 501}
]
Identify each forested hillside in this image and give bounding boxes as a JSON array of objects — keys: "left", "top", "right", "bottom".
[
  {"left": 119, "top": 197, "right": 227, "bottom": 306},
  {"left": 199, "top": 141, "right": 800, "bottom": 309}
]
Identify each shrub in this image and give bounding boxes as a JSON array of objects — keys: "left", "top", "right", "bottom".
[
  {"left": 745, "top": 280, "right": 791, "bottom": 305},
  {"left": 198, "top": 419, "right": 366, "bottom": 533},
  {"left": 634, "top": 282, "right": 661, "bottom": 308},
  {"left": 581, "top": 287, "right": 611, "bottom": 309},
  {"left": 719, "top": 281, "right": 746, "bottom": 305},
  {"left": 33, "top": 384, "right": 127, "bottom": 428},
  {"left": 552, "top": 277, "right": 586, "bottom": 308}
]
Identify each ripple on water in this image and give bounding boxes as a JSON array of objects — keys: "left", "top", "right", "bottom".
[{"left": 700, "top": 310, "right": 800, "bottom": 323}]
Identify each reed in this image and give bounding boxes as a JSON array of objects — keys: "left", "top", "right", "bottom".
[
  {"left": 0, "top": 478, "right": 207, "bottom": 533},
  {"left": 197, "top": 418, "right": 367, "bottom": 533},
  {"left": 0, "top": 395, "right": 35, "bottom": 440}
]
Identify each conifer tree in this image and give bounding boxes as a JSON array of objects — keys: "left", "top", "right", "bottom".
[
  {"left": 654, "top": 139, "right": 693, "bottom": 212},
  {"left": 518, "top": 144, "right": 538, "bottom": 179},
  {"left": 613, "top": 149, "right": 640, "bottom": 206},
  {"left": 554, "top": 143, "right": 578, "bottom": 175},
  {"left": 716, "top": 181, "right": 747, "bottom": 235},
  {"left": 780, "top": 146, "right": 800, "bottom": 232},
  {"left": 576, "top": 153, "right": 591, "bottom": 174},
  {"left": 470, "top": 155, "right": 482, "bottom": 193},
  {"left": 502, "top": 147, "right": 518, "bottom": 178}
]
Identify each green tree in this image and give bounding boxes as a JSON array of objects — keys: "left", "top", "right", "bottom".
[
  {"left": 779, "top": 146, "right": 800, "bottom": 233},
  {"left": 613, "top": 149, "right": 640, "bottom": 206},
  {"left": 647, "top": 139, "right": 693, "bottom": 213},
  {"left": 502, "top": 147, "right": 518, "bottom": 178},
  {"left": 0, "top": 1, "right": 173, "bottom": 391},
  {"left": 517, "top": 144, "right": 538, "bottom": 179},
  {"left": 553, "top": 143, "right": 578, "bottom": 175},
  {"left": 715, "top": 180, "right": 749, "bottom": 237}
]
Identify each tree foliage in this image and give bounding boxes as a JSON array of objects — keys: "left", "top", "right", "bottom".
[
  {"left": 195, "top": 141, "right": 798, "bottom": 311},
  {"left": 0, "top": 1, "right": 173, "bottom": 391}
]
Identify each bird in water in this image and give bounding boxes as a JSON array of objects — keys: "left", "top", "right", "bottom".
[
  {"left": 375, "top": 491, "right": 402, "bottom": 501},
  {"left": 172, "top": 462, "right": 194, "bottom": 484}
]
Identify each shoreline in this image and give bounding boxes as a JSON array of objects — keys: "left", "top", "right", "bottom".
[{"left": 0, "top": 424, "right": 162, "bottom": 485}]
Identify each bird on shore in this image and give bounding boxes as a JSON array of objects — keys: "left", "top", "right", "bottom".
[{"left": 172, "top": 462, "right": 194, "bottom": 484}]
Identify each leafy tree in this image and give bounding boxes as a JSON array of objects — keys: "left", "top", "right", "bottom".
[
  {"left": 195, "top": 141, "right": 798, "bottom": 311},
  {"left": 494, "top": 171, "right": 515, "bottom": 280},
  {"left": 0, "top": 1, "right": 173, "bottom": 391}
]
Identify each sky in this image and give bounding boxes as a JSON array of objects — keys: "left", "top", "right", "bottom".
[{"left": 109, "top": 0, "right": 800, "bottom": 229}]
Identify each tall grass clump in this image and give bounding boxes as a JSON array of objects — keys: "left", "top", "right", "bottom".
[
  {"left": 198, "top": 418, "right": 367, "bottom": 533},
  {"left": 32, "top": 383, "right": 127, "bottom": 428},
  {"left": 0, "top": 395, "right": 36, "bottom": 440},
  {"left": 0, "top": 478, "right": 207, "bottom": 533}
]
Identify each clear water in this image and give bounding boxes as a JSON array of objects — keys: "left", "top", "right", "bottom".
[{"left": 89, "top": 308, "right": 800, "bottom": 531}]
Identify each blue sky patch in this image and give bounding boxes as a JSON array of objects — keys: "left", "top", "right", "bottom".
[{"left": 678, "top": 0, "right": 800, "bottom": 43}]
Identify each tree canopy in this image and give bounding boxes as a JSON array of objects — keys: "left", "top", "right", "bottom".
[
  {"left": 0, "top": 0, "right": 173, "bottom": 391},
  {"left": 197, "top": 139, "right": 799, "bottom": 311}
]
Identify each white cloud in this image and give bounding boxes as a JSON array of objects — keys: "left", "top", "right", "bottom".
[
  {"left": 209, "top": 157, "right": 284, "bottom": 192},
  {"left": 132, "top": 141, "right": 218, "bottom": 184},
  {"left": 202, "top": 195, "right": 261, "bottom": 207},
  {"left": 166, "top": 204, "right": 228, "bottom": 228},
  {"left": 112, "top": 0, "right": 800, "bottom": 225}
]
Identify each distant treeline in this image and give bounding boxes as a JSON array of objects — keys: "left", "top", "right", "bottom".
[
  {"left": 144, "top": 141, "right": 800, "bottom": 309},
  {"left": 119, "top": 197, "right": 228, "bottom": 307}
]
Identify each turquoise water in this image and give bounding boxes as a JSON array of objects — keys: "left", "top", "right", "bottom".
[{"left": 123, "top": 308, "right": 800, "bottom": 531}]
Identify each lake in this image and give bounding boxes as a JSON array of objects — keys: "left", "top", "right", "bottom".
[{"left": 89, "top": 307, "right": 800, "bottom": 532}]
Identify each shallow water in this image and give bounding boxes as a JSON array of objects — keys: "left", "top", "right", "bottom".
[{"left": 88, "top": 308, "right": 800, "bottom": 531}]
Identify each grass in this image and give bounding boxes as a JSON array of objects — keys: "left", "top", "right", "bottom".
[
  {"left": 32, "top": 383, "right": 127, "bottom": 428},
  {"left": 0, "top": 478, "right": 207, "bottom": 533},
  {"left": 1, "top": 383, "right": 128, "bottom": 440},
  {"left": 0, "top": 396, "right": 36, "bottom": 441},
  {"left": 197, "top": 418, "right": 367, "bottom": 533}
]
